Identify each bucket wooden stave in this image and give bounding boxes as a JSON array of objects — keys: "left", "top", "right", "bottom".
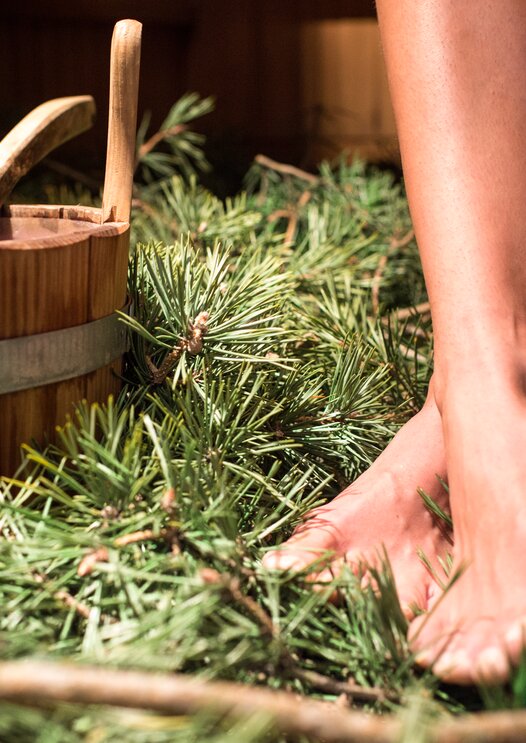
[{"left": 0, "top": 205, "right": 129, "bottom": 475}]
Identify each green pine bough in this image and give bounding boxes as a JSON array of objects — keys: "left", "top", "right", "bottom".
[{"left": 1, "top": 94, "right": 524, "bottom": 743}]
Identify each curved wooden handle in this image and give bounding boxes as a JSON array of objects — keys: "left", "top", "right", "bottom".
[
  {"left": 0, "top": 96, "right": 96, "bottom": 207},
  {"left": 101, "top": 19, "right": 142, "bottom": 224}
]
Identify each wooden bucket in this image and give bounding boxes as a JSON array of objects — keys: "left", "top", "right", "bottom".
[{"left": 0, "top": 20, "right": 142, "bottom": 476}]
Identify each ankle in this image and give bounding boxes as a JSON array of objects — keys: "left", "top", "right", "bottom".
[
  {"left": 432, "top": 308, "right": 526, "bottom": 412},
  {"left": 433, "top": 359, "right": 526, "bottom": 416}
]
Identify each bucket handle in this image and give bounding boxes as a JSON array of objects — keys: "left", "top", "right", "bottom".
[
  {"left": 0, "top": 96, "right": 96, "bottom": 208},
  {"left": 101, "top": 19, "right": 142, "bottom": 225}
]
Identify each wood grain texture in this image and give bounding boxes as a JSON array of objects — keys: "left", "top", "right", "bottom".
[
  {"left": 101, "top": 20, "right": 142, "bottom": 224},
  {"left": 88, "top": 225, "right": 129, "bottom": 320},
  {"left": 1, "top": 377, "right": 86, "bottom": 475},
  {"left": 0, "top": 96, "right": 95, "bottom": 206},
  {"left": 6, "top": 204, "right": 103, "bottom": 224},
  {"left": 300, "top": 20, "right": 397, "bottom": 162},
  {"left": 0, "top": 212, "right": 129, "bottom": 476},
  {"left": 0, "top": 19, "right": 138, "bottom": 476},
  {"left": 0, "top": 233, "right": 90, "bottom": 338}
]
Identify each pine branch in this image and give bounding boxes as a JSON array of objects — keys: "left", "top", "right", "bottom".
[
  {"left": 5, "top": 132, "right": 488, "bottom": 732},
  {"left": 371, "top": 229, "right": 415, "bottom": 314},
  {"left": 145, "top": 309, "right": 210, "bottom": 384},
  {"left": 136, "top": 124, "right": 187, "bottom": 167},
  {"left": 200, "top": 568, "right": 400, "bottom": 705},
  {"left": 134, "top": 94, "right": 214, "bottom": 181}
]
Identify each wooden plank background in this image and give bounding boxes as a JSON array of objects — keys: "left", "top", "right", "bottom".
[
  {"left": 0, "top": 1, "right": 397, "bottom": 171},
  {"left": 300, "top": 20, "right": 397, "bottom": 163}
]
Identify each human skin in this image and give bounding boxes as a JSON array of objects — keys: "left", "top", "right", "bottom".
[
  {"left": 265, "top": 0, "right": 526, "bottom": 684},
  {"left": 376, "top": 0, "right": 526, "bottom": 684},
  {"left": 263, "top": 385, "right": 451, "bottom": 618}
]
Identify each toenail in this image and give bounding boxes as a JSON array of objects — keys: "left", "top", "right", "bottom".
[
  {"left": 433, "top": 649, "right": 471, "bottom": 678},
  {"left": 505, "top": 623, "right": 526, "bottom": 653},
  {"left": 414, "top": 648, "right": 438, "bottom": 667},
  {"left": 262, "top": 552, "right": 300, "bottom": 570},
  {"left": 476, "top": 647, "right": 509, "bottom": 683}
]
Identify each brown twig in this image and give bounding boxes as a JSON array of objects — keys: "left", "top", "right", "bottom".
[
  {"left": 146, "top": 345, "right": 185, "bottom": 385},
  {"left": 378, "top": 302, "right": 432, "bottom": 362},
  {"left": 297, "top": 190, "right": 313, "bottom": 210},
  {"left": 255, "top": 154, "right": 319, "bottom": 185},
  {"left": 136, "top": 124, "right": 187, "bottom": 168},
  {"left": 54, "top": 590, "right": 117, "bottom": 625},
  {"left": 267, "top": 190, "right": 313, "bottom": 246},
  {"left": 3, "top": 660, "right": 526, "bottom": 743},
  {"left": 160, "top": 487, "right": 177, "bottom": 513},
  {"left": 77, "top": 528, "right": 178, "bottom": 577},
  {"left": 0, "top": 660, "right": 400, "bottom": 743},
  {"left": 393, "top": 301, "right": 431, "bottom": 321},
  {"left": 114, "top": 527, "right": 180, "bottom": 550},
  {"left": 147, "top": 311, "right": 210, "bottom": 384},
  {"left": 226, "top": 575, "right": 277, "bottom": 638},
  {"left": 292, "top": 668, "right": 397, "bottom": 706},
  {"left": 54, "top": 590, "right": 92, "bottom": 620},
  {"left": 30, "top": 570, "right": 115, "bottom": 625},
  {"left": 267, "top": 207, "right": 299, "bottom": 246},
  {"left": 394, "top": 342, "right": 431, "bottom": 366},
  {"left": 77, "top": 547, "right": 110, "bottom": 577},
  {"left": 202, "top": 569, "right": 398, "bottom": 705},
  {"left": 400, "top": 320, "right": 428, "bottom": 341},
  {"left": 267, "top": 209, "right": 291, "bottom": 223},
  {"left": 285, "top": 212, "right": 298, "bottom": 246},
  {"left": 200, "top": 568, "right": 275, "bottom": 637},
  {"left": 390, "top": 229, "right": 416, "bottom": 253},
  {"left": 285, "top": 190, "right": 312, "bottom": 246},
  {"left": 114, "top": 529, "right": 159, "bottom": 547}
]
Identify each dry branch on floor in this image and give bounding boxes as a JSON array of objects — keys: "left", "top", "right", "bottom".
[
  {"left": 1, "top": 660, "right": 526, "bottom": 743},
  {"left": 0, "top": 660, "right": 399, "bottom": 743},
  {"left": 255, "top": 154, "right": 319, "bottom": 184}
]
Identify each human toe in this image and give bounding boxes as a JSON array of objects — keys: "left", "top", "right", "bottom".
[
  {"left": 432, "top": 648, "right": 473, "bottom": 683},
  {"left": 505, "top": 621, "right": 526, "bottom": 661},
  {"left": 474, "top": 645, "right": 511, "bottom": 684},
  {"left": 262, "top": 542, "right": 335, "bottom": 572},
  {"left": 409, "top": 614, "right": 455, "bottom": 668}
]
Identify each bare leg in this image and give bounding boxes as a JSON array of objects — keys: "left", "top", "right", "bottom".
[
  {"left": 377, "top": 0, "right": 526, "bottom": 683},
  {"left": 263, "top": 383, "right": 451, "bottom": 618}
]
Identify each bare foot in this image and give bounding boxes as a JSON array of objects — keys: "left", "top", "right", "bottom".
[
  {"left": 263, "top": 391, "right": 452, "bottom": 618},
  {"left": 410, "top": 386, "right": 526, "bottom": 684}
]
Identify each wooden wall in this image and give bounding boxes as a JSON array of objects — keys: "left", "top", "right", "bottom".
[
  {"left": 300, "top": 21, "right": 397, "bottom": 164},
  {"left": 0, "top": 1, "right": 196, "bottom": 168},
  {"left": 0, "top": 1, "right": 397, "bottom": 172}
]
